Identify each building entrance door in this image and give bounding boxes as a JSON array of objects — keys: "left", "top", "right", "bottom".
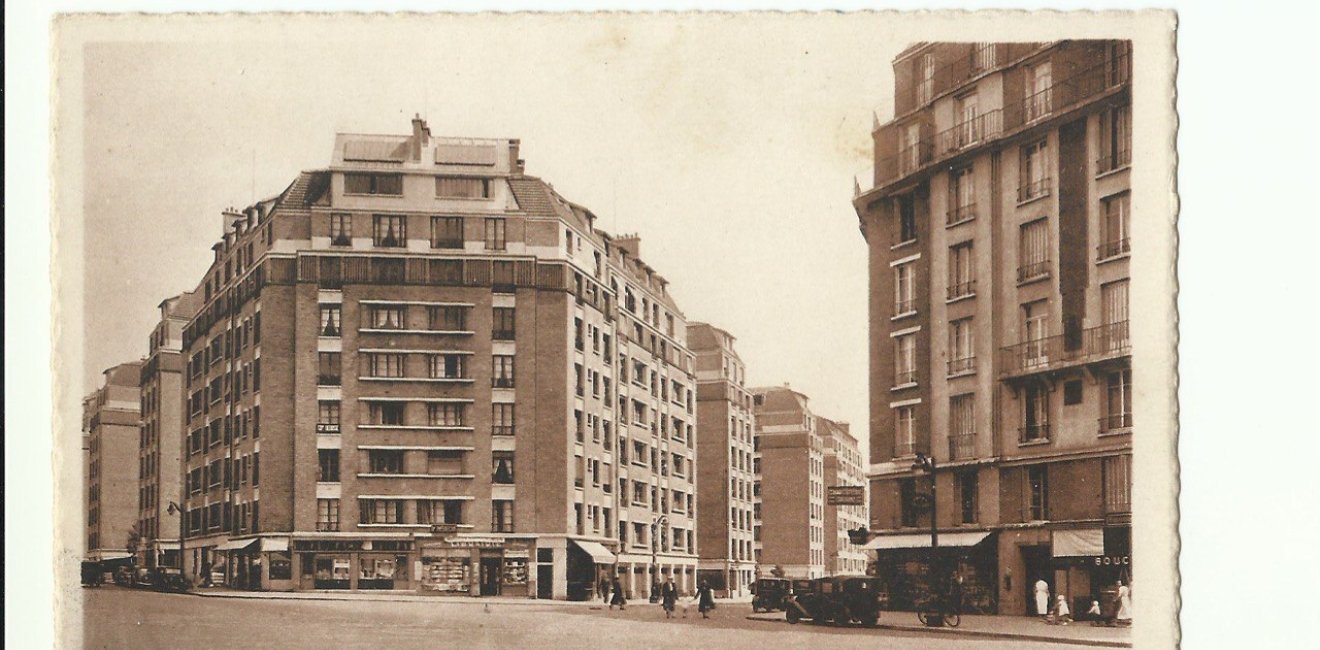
[
  {"left": 537, "top": 565, "right": 553, "bottom": 599},
  {"left": 1021, "top": 545, "right": 1052, "bottom": 615},
  {"left": 480, "top": 557, "right": 502, "bottom": 596}
]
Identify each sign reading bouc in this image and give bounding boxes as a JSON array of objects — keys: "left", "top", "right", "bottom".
[{"left": 827, "top": 485, "right": 866, "bottom": 506}]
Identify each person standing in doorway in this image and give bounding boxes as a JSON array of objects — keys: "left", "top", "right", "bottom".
[
  {"left": 1115, "top": 580, "right": 1132, "bottom": 626},
  {"left": 660, "top": 576, "right": 678, "bottom": 618},
  {"left": 1034, "top": 578, "right": 1050, "bottom": 619},
  {"left": 609, "top": 576, "right": 627, "bottom": 611}
]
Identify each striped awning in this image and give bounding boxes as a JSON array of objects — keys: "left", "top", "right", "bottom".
[{"left": 862, "top": 531, "right": 991, "bottom": 550}]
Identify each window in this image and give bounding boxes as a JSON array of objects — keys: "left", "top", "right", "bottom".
[
  {"left": 954, "top": 94, "right": 981, "bottom": 147},
  {"left": 899, "top": 478, "right": 918, "bottom": 527},
  {"left": 319, "top": 305, "right": 342, "bottom": 337},
  {"left": 329, "top": 214, "right": 352, "bottom": 246},
  {"left": 1018, "top": 219, "right": 1050, "bottom": 282},
  {"left": 917, "top": 52, "right": 935, "bottom": 104},
  {"left": 1103, "top": 455, "right": 1132, "bottom": 514},
  {"left": 318, "top": 352, "right": 341, "bottom": 386},
  {"left": 948, "top": 242, "right": 975, "bottom": 299},
  {"left": 491, "top": 307, "right": 516, "bottom": 340},
  {"left": 317, "top": 449, "right": 340, "bottom": 482},
  {"left": 1101, "top": 280, "right": 1130, "bottom": 350},
  {"left": 483, "top": 218, "right": 506, "bottom": 251},
  {"left": 418, "top": 500, "right": 465, "bottom": 525},
  {"left": 360, "top": 499, "right": 404, "bottom": 525},
  {"left": 431, "top": 216, "right": 464, "bottom": 248},
  {"left": 372, "top": 215, "right": 406, "bottom": 247},
  {"left": 492, "top": 500, "right": 514, "bottom": 533},
  {"left": 492, "top": 355, "right": 515, "bottom": 388},
  {"left": 949, "top": 318, "right": 975, "bottom": 374},
  {"left": 1099, "top": 193, "right": 1131, "bottom": 259},
  {"left": 1098, "top": 104, "right": 1132, "bottom": 173},
  {"left": 345, "top": 173, "right": 403, "bottom": 196},
  {"left": 368, "top": 450, "right": 405, "bottom": 474},
  {"left": 427, "top": 450, "right": 464, "bottom": 475},
  {"left": 1022, "top": 383, "right": 1050, "bottom": 443},
  {"left": 1019, "top": 140, "right": 1050, "bottom": 202},
  {"left": 894, "top": 334, "right": 917, "bottom": 385},
  {"left": 316, "top": 499, "right": 340, "bottom": 532},
  {"left": 949, "top": 166, "right": 976, "bottom": 222},
  {"left": 436, "top": 177, "right": 490, "bottom": 199},
  {"left": 957, "top": 471, "right": 978, "bottom": 524},
  {"left": 898, "top": 123, "right": 923, "bottom": 176},
  {"left": 492, "top": 403, "right": 515, "bottom": 436},
  {"left": 898, "top": 194, "right": 917, "bottom": 243},
  {"left": 1064, "top": 380, "right": 1084, "bottom": 405},
  {"left": 428, "top": 305, "right": 468, "bottom": 331},
  {"left": 367, "top": 305, "right": 406, "bottom": 330},
  {"left": 492, "top": 452, "right": 515, "bottom": 484},
  {"left": 429, "top": 354, "right": 468, "bottom": 379},
  {"left": 894, "top": 406, "right": 916, "bottom": 457},
  {"left": 1027, "top": 465, "right": 1049, "bottom": 520},
  {"left": 427, "top": 403, "right": 467, "bottom": 427},
  {"left": 1103, "top": 369, "right": 1133, "bottom": 432},
  {"left": 1025, "top": 61, "right": 1053, "bottom": 121},
  {"left": 949, "top": 394, "right": 975, "bottom": 459},
  {"left": 367, "top": 353, "right": 406, "bottom": 378},
  {"left": 366, "top": 402, "right": 406, "bottom": 426},
  {"left": 894, "top": 263, "right": 916, "bottom": 314}
]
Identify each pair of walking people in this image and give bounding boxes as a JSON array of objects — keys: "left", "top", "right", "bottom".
[
  {"left": 601, "top": 577, "right": 628, "bottom": 610},
  {"left": 658, "top": 577, "right": 716, "bottom": 619}
]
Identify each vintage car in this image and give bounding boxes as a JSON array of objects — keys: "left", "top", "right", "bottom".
[
  {"left": 150, "top": 567, "right": 192, "bottom": 593},
  {"left": 785, "top": 576, "right": 885, "bottom": 627},
  {"left": 750, "top": 578, "right": 792, "bottom": 612},
  {"left": 81, "top": 560, "right": 105, "bottom": 587}
]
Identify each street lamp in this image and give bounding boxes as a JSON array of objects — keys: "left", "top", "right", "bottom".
[
  {"left": 167, "top": 501, "right": 185, "bottom": 570},
  {"left": 649, "top": 514, "right": 668, "bottom": 603},
  {"left": 911, "top": 452, "right": 943, "bottom": 626}
]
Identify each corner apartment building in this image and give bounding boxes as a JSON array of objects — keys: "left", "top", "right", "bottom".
[
  {"left": 819, "top": 417, "right": 868, "bottom": 576},
  {"left": 176, "top": 117, "right": 698, "bottom": 599},
  {"left": 135, "top": 292, "right": 200, "bottom": 569},
  {"left": 85, "top": 361, "right": 143, "bottom": 558},
  {"left": 689, "top": 322, "right": 757, "bottom": 597},
  {"left": 853, "top": 41, "right": 1133, "bottom": 615},
  {"left": 751, "top": 385, "right": 827, "bottom": 579}
]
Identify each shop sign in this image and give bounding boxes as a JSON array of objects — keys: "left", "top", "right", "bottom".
[
  {"left": 827, "top": 485, "right": 866, "bottom": 506},
  {"left": 292, "top": 540, "right": 363, "bottom": 552},
  {"left": 430, "top": 524, "right": 459, "bottom": 534},
  {"left": 1093, "top": 555, "right": 1131, "bottom": 566}
]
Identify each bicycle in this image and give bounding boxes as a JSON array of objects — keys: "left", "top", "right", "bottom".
[{"left": 916, "top": 597, "right": 961, "bottom": 628}]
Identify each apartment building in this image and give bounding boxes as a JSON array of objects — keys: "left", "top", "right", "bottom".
[
  {"left": 819, "top": 417, "right": 868, "bottom": 576},
  {"left": 688, "top": 322, "right": 757, "bottom": 597},
  {"left": 85, "top": 361, "right": 143, "bottom": 559},
  {"left": 751, "top": 385, "right": 827, "bottom": 579},
  {"left": 135, "top": 292, "right": 201, "bottom": 569},
  {"left": 853, "top": 41, "right": 1133, "bottom": 615},
  {"left": 177, "top": 117, "right": 698, "bottom": 599}
]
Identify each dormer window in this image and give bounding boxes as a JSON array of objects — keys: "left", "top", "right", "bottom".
[{"left": 344, "top": 172, "right": 402, "bottom": 196}]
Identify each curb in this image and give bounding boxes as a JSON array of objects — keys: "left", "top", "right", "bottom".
[{"left": 743, "top": 614, "right": 1132, "bottom": 648}]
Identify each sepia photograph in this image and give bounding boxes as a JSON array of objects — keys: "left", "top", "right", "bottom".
[{"left": 40, "top": 8, "right": 1184, "bottom": 650}]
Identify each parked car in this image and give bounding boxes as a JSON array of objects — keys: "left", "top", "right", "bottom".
[
  {"left": 751, "top": 578, "right": 792, "bottom": 612},
  {"left": 151, "top": 567, "right": 191, "bottom": 593},
  {"left": 81, "top": 560, "right": 105, "bottom": 587},
  {"left": 785, "top": 576, "right": 885, "bottom": 627}
]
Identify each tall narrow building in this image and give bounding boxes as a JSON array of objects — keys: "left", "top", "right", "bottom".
[
  {"left": 751, "top": 385, "right": 827, "bottom": 579},
  {"left": 688, "top": 322, "right": 757, "bottom": 597},
  {"left": 178, "top": 117, "right": 698, "bottom": 599},
  {"left": 134, "top": 291, "right": 201, "bottom": 569},
  {"left": 819, "top": 417, "right": 868, "bottom": 576},
  {"left": 85, "top": 361, "right": 144, "bottom": 560},
  {"left": 853, "top": 41, "right": 1133, "bottom": 614}
]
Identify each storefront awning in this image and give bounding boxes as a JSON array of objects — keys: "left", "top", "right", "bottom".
[
  {"left": 92, "top": 551, "right": 133, "bottom": 561},
  {"left": 862, "top": 531, "right": 991, "bottom": 550},
  {"left": 215, "top": 538, "right": 258, "bottom": 552},
  {"left": 572, "top": 539, "right": 617, "bottom": 564},
  {"left": 1052, "top": 528, "right": 1105, "bottom": 557},
  {"left": 260, "top": 537, "right": 289, "bottom": 553}
]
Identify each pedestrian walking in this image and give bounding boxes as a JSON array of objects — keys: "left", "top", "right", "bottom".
[
  {"left": 1086, "top": 599, "right": 1104, "bottom": 625},
  {"left": 660, "top": 577, "right": 678, "bottom": 618},
  {"left": 599, "top": 576, "right": 611, "bottom": 605},
  {"left": 1050, "top": 594, "right": 1072, "bottom": 625},
  {"left": 1115, "top": 580, "right": 1132, "bottom": 626},
  {"left": 1034, "top": 578, "right": 1050, "bottom": 618},
  {"left": 697, "top": 581, "right": 716, "bottom": 619},
  {"left": 609, "top": 576, "right": 627, "bottom": 611}
]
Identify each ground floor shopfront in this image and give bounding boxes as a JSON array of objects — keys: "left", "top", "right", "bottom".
[
  {"left": 864, "top": 524, "right": 1132, "bottom": 616},
  {"left": 609, "top": 552, "right": 700, "bottom": 600},
  {"left": 696, "top": 560, "right": 757, "bottom": 598}
]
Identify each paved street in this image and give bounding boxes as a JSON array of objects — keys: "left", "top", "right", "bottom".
[{"left": 80, "top": 587, "right": 1116, "bottom": 650}]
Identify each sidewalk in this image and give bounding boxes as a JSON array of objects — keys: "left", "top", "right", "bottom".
[
  {"left": 191, "top": 586, "right": 751, "bottom": 608},
  {"left": 745, "top": 611, "right": 1132, "bottom": 648}
]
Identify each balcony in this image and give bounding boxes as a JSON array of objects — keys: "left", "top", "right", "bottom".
[
  {"left": 893, "top": 299, "right": 916, "bottom": 316},
  {"left": 894, "top": 440, "right": 916, "bottom": 458},
  {"left": 317, "top": 374, "right": 341, "bottom": 386},
  {"left": 1096, "top": 238, "right": 1130, "bottom": 261},
  {"left": 897, "top": 141, "right": 934, "bottom": 177},
  {"left": 946, "top": 202, "right": 977, "bottom": 226},
  {"left": 947, "top": 356, "right": 976, "bottom": 376},
  {"left": 894, "top": 369, "right": 917, "bottom": 386},
  {"left": 1017, "top": 177, "right": 1052, "bottom": 204},
  {"left": 1004, "top": 53, "right": 1131, "bottom": 132},
  {"left": 1099, "top": 413, "right": 1133, "bottom": 433},
  {"left": 1016, "top": 260, "right": 1052, "bottom": 284},
  {"left": 1018, "top": 423, "right": 1051, "bottom": 445},
  {"left": 1097, "top": 148, "right": 1131, "bottom": 175},
  {"left": 947, "top": 280, "right": 976, "bottom": 301},
  {"left": 935, "top": 110, "right": 1004, "bottom": 157},
  {"left": 948, "top": 433, "right": 976, "bottom": 460},
  {"left": 999, "top": 320, "right": 1131, "bottom": 379}
]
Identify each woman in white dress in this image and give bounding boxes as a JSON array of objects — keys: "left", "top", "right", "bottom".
[
  {"left": 1115, "top": 581, "right": 1132, "bottom": 625},
  {"left": 1034, "top": 579, "right": 1050, "bottom": 618}
]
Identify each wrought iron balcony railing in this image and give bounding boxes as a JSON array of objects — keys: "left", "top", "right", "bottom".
[
  {"left": 1017, "top": 260, "right": 1052, "bottom": 284},
  {"left": 947, "top": 356, "right": 976, "bottom": 376},
  {"left": 946, "top": 202, "right": 977, "bottom": 226},
  {"left": 1097, "top": 148, "right": 1131, "bottom": 175},
  {"left": 936, "top": 110, "right": 1004, "bottom": 156},
  {"left": 949, "top": 433, "right": 977, "bottom": 460},
  {"left": 894, "top": 440, "right": 917, "bottom": 458},
  {"left": 1017, "top": 177, "right": 1052, "bottom": 203},
  {"left": 1099, "top": 413, "right": 1133, "bottom": 433},
  {"left": 1097, "top": 238, "right": 1130, "bottom": 261},
  {"left": 894, "top": 299, "right": 917, "bottom": 315},
  {"left": 894, "top": 369, "right": 917, "bottom": 386},
  {"left": 1019, "top": 423, "right": 1051, "bottom": 444},
  {"left": 999, "top": 320, "right": 1131, "bottom": 378},
  {"left": 947, "top": 280, "right": 976, "bottom": 300}
]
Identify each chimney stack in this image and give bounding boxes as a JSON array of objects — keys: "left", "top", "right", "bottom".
[
  {"left": 410, "top": 114, "right": 430, "bottom": 161},
  {"left": 614, "top": 234, "right": 641, "bottom": 259}
]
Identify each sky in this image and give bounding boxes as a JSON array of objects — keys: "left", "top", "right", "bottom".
[{"left": 72, "top": 14, "right": 903, "bottom": 458}]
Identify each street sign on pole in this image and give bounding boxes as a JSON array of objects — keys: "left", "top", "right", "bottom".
[{"left": 826, "top": 485, "right": 866, "bottom": 506}]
